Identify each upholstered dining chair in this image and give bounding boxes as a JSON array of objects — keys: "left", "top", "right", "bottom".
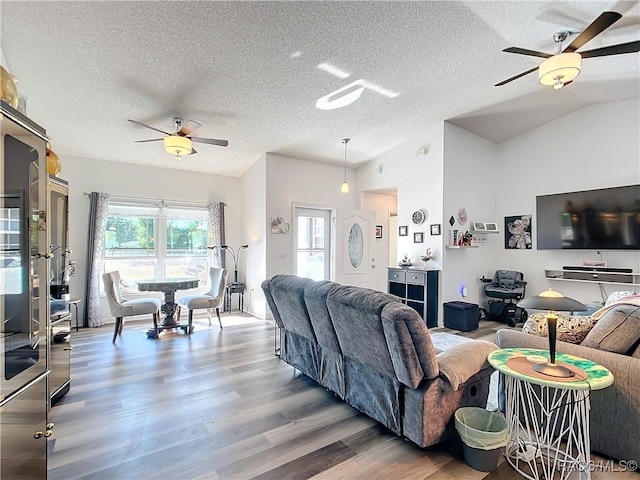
[
  {"left": 177, "top": 267, "right": 228, "bottom": 333},
  {"left": 102, "top": 271, "right": 161, "bottom": 343}
]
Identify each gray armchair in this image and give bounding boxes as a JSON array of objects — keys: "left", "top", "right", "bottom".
[
  {"left": 177, "top": 267, "right": 228, "bottom": 332},
  {"left": 102, "top": 271, "right": 161, "bottom": 343}
]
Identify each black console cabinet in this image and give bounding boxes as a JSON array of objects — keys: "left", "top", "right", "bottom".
[{"left": 387, "top": 268, "right": 439, "bottom": 328}]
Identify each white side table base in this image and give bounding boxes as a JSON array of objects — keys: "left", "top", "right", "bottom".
[{"left": 505, "top": 375, "right": 591, "bottom": 480}]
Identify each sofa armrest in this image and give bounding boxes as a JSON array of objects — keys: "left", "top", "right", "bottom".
[{"left": 436, "top": 340, "right": 498, "bottom": 390}]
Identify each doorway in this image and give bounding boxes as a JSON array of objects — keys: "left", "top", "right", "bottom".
[
  {"left": 293, "top": 206, "right": 332, "bottom": 281},
  {"left": 361, "top": 190, "right": 398, "bottom": 292}
]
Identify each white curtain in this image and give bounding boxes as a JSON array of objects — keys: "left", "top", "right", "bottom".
[
  {"left": 84, "top": 192, "right": 110, "bottom": 327},
  {"left": 208, "top": 201, "right": 225, "bottom": 268}
]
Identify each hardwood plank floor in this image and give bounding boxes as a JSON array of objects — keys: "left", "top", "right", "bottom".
[{"left": 48, "top": 315, "right": 635, "bottom": 480}]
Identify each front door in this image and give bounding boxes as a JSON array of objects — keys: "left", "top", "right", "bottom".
[{"left": 336, "top": 210, "right": 375, "bottom": 287}]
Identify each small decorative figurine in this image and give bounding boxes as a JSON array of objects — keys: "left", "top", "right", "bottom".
[
  {"left": 398, "top": 254, "right": 413, "bottom": 268},
  {"left": 420, "top": 248, "right": 433, "bottom": 262}
]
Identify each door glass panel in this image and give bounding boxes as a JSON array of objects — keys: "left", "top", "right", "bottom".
[
  {"left": 294, "top": 207, "right": 331, "bottom": 281},
  {"left": 347, "top": 223, "right": 364, "bottom": 268},
  {"left": 2, "top": 134, "right": 45, "bottom": 384}
]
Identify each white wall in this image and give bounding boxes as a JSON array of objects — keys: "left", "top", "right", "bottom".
[
  {"left": 265, "top": 152, "right": 359, "bottom": 278},
  {"left": 492, "top": 99, "right": 640, "bottom": 305},
  {"left": 361, "top": 191, "right": 397, "bottom": 292},
  {"left": 357, "top": 123, "right": 446, "bottom": 269},
  {"left": 357, "top": 99, "right": 640, "bottom": 325},
  {"left": 60, "top": 155, "right": 244, "bottom": 324},
  {"left": 241, "top": 155, "right": 267, "bottom": 318},
  {"left": 442, "top": 123, "right": 501, "bottom": 308}
]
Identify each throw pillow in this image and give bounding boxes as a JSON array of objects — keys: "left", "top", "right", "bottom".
[
  {"left": 605, "top": 290, "right": 637, "bottom": 306},
  {"left": 582, "top": 305, "right": 640, "bottom": 354},
  {"left": 522, "top": 312, "right": 597, "bottom": 344}
]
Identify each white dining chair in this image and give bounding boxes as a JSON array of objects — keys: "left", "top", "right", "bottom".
[
  {"left": 177, "top": 267, "right": 228, "bottom": 333},
  {"left": 103, "top": 271, "right": 161, "bottom": 342}
]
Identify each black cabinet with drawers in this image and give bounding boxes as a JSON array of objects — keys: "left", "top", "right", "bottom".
[{"left": 387, "top": 268, "right": 439, "bottom": 328}]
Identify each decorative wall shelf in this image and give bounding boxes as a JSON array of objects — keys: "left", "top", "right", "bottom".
[{"left": 445, "top": 245, "right": 479, "bottom": 249}]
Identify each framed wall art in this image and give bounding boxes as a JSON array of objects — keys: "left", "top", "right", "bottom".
[
  {"left": 414, "top": 232, "right": 424, "bottom": 243},
  {"left": 430, "top": 224, "right": 441, "bottom": 235},
  {"left": 399, "top": 225, "right": 408, "bottom": 236},
  {"left": 505, "top": 214, "right": 532, "bottom": 249},
  {"left": 270, "top": 217, "right": 290, "bottom": 234},
  {"left": 375, "top": 225, "right": 383, "bottom": 239}
]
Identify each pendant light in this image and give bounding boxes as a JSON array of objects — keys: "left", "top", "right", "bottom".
[{"left": 341, "top": 138, "right": 350, "bottom": 194}]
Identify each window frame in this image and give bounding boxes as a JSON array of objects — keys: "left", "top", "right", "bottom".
[{"left": 101, "top": 201, "right": 209, "bottom": 289}]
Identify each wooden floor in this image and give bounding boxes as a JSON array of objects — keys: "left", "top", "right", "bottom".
[{"left": 48, "top": 315, "right": 636, "bottom": 480}]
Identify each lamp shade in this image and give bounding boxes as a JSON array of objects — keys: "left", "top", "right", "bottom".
[
  {"left": 164, "top": 135, "right": 192, "bottom": 156},
  {"left": 538, "top": 53, "right": 581, "bottom": 87},
  {"left": 518, "top": 288, "right": 587, "bottom": 312}
]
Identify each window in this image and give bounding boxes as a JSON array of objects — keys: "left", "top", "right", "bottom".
[{"left": 102, "top": 202, "right": 209, "bottom": 288}]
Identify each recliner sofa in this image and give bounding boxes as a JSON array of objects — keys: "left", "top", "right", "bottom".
[{"left": 262, "top": 274, "right": 497, "bottom": 448}]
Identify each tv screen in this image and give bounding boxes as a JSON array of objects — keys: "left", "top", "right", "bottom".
[{"left": 536, "top": 184, "right": 640, "bottom": 250}]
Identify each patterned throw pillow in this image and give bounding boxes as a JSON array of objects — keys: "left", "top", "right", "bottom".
[
  {"left": 605, "top": 290, "right": 637, "bottom": 306},
  {"left": 522, "top": 312, "right": 598, "bottom": 344}
]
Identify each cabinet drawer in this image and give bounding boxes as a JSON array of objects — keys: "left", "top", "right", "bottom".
[
  {"left": 406, "top": 272, "right": 426, "bottom": 285},
  {"left": 388, "top": 270, "right": 406, "bottom": 282}
]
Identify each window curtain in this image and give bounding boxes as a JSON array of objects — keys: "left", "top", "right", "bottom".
[
  {"left": 83, "top": 192, "right": 110, "bottom": 327},
  {"left": 208, "top": 202, "right": 225, "bottom": 268}
]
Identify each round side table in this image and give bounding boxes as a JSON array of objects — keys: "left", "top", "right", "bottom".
[{"left": 488, "top": 348, "right": 613, "bottom": 480}]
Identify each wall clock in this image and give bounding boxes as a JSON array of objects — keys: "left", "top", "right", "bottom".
[{"left": 412, "top": 209, "right": 425, "bottom": 225}]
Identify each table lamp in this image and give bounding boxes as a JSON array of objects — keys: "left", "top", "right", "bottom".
[{"left": 518, "top": 289, "right": 587, "bottom": 378}]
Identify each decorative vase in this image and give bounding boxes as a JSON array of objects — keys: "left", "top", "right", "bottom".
[
  {"left": 46, "top": 148, "right": 62, "bottom": 176},
  {"left": 0, "top": 66, "right": 19, "bottom": 109}
]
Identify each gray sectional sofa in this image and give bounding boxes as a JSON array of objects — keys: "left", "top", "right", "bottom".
[{"left": 262, "top": 274, "right": 497, "bottom": 448}]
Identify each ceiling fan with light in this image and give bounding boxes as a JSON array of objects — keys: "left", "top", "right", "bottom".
[
  {"left": 496, "top": 11, "right": 640, "bottom": 89},
  {"left": 128, "top": 117, "right": 228, "bottom": 159}
]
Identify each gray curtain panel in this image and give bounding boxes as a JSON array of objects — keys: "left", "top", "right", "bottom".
[
  {"left": 208, "top": 201, "right": 225, "bottom": 268},
  {"left": 83, "top": 192, "right": 110, "bottom": 327}
]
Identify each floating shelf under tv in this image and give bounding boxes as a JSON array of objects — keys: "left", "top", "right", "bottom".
[
  {"left": 545, "top": 268, "right": 640, "bottom": 286},
  {"left": 445, "top": 245, "right": 479, "bottom": 249}
]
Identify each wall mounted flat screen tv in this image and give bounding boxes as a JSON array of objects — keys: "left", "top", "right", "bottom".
[{"left": 536, "top": 184, "right": 640, "bottom": 250}]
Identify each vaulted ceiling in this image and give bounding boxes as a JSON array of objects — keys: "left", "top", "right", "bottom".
[{"left": 2, "top": 1, "right": 638, "bottom": 176}]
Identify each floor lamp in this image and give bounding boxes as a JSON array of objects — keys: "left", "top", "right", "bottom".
[
  {"left": 518, "top": 288, "right": 587, "bottom": 378},
  {"left": 207, "top": 244, "right": 248, "bottom": 283}
]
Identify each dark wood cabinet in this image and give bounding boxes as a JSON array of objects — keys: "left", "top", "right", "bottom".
[{"left": 388, "top": 268, "right": 439, "bottom": 328}]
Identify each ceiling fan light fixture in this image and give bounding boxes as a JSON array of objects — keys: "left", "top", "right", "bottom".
[
  {"left": 538, "top": 52, "right": 581, "bottom": 88},
  {"left": 163, "top": 135, "right": 192, "bottom": 157}
]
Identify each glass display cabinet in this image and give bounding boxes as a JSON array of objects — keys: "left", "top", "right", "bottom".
[{"left": 48, "top": 176, "right": 71, "bottom": 406}]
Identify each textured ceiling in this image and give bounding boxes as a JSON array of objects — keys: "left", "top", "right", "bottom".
[{"left": 1, "top": 1, "right": 639, "bottom": 177}]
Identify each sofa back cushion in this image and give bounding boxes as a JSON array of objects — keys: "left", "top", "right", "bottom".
[
  {"left": 581, "top": 305, "right": 640, "bottom": 354},
  {"left": 269, "top": 274, "right": 316, "bottom": 341},
  {"left": 304, "top": 280, "right": 341, "bottom": 352},
  {"left": 327, "top": 285, "right": 399, "bottom": 378}
]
